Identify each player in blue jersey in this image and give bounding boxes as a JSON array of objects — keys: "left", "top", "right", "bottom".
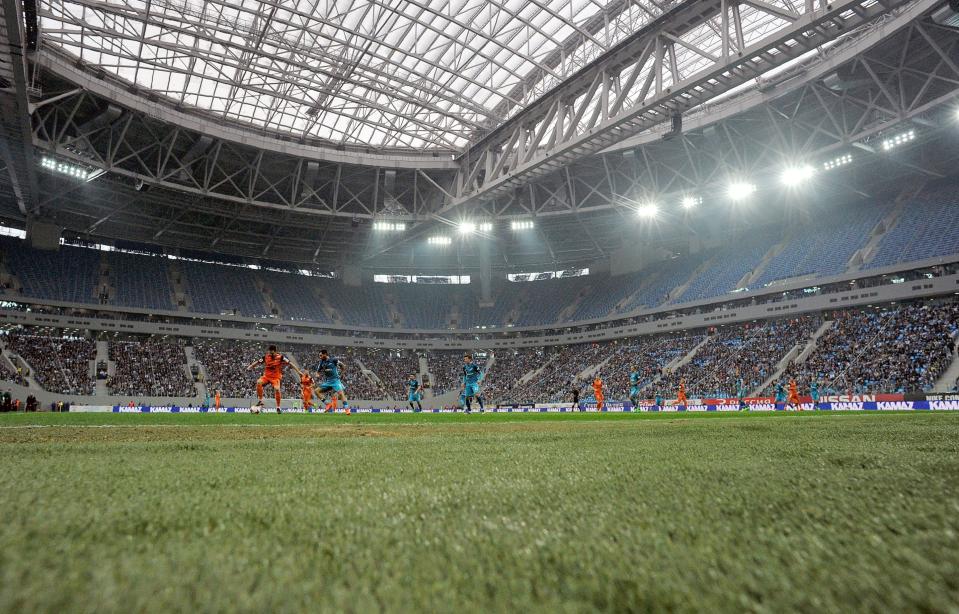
[
  {"left": 737, "top": 377, "right": 749, "bottom": 411},
  {"left": 406, "top": 374, "right": 423, "bottom": 411},
  {"left": 629, "top": 368, "right": 642, "bottom": 408},
  {"left": 774, "top": 382, "right": 786, "bottom": 407},
  {"left": 810, "top": 381, "right": 820, "bottom": 410},
  {"left": 315, "top": 349, "right": 350, "bottom": 416},
  {"left": 460, "top": 354, "right": 485, "bottom": 413}
]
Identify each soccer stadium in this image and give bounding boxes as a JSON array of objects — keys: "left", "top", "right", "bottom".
[{"left": 1, "top": 0, "right": 959, "bottom": 609}]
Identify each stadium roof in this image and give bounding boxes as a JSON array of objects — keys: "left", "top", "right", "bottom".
[{"left": 41, "top": 0, "right": 807, "bottom": 150}]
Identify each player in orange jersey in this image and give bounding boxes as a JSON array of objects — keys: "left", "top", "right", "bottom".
[
  {"left": 213, "top": 388, "right": 221, "bottom": 413},
  {"left": 787, "top": 378, "right": 801, "bottom": 410},
  {"left": 293, "top": 366, "right": 315, "bottom": 413},
  {"left": 246, "top": 345, "right": 290, "bottom": 413},
  {"left": 592, "top": 376, "right": 604, "bottom": 411},
  {"left": 676, "top": 378, "right": 688, "bottom": 407}
]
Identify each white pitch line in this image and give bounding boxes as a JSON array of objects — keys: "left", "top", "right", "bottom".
[{"left": 0, "top": 412, "right": 932, "bottom": 430}]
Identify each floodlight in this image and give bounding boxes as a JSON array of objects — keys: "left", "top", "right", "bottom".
[
  {"left": 727, "top": 182, "right": 756, "bottom": 201},
  {"left": 458, "top": 221, "right": 476, "bottom": 235},
  {"left": 681, "top": 196, "right": 701, "bottom": 209},
  {"left": 881, "top": 129, "right": 915, "bottom": 151},
  {"left": 823, "top": 154, "right": 852, "bottom": 170},
  {"left": 780, "top": 165, "right": 815, "bottom": 187},
  {"left": 637, "top": 203, "right": 659, "bottom": 218},
  {"left": 373, "top": 221, "right": 406, "bottom": 231}
]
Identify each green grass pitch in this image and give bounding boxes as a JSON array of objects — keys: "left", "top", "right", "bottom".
[{"left": 1, "top": 411, "right": 957, "bottom": 612}]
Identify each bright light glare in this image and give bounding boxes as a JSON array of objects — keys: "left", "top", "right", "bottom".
[
  {"left": 40, "top": 156, "right": 90, "bottom": 180},
  {"left": 681, "top": 196, "right": 701, "bottom": 209},
  {"left": 780, "top": 165, "right": 815, "bottom": 187},
  {"left": 727, "top": 182, "right": 756, "bottom": 201},
  {"left": 458, "top": 222, "right": 477, "bottom": 235},
  {"left": 510, "top": 220, "right": 534, "bottom": 231},
  {"left": 428, "top": 236, "right": 452, "bottom": 246},
  {"left": 881, "top": 129, "right": 915, "bottom": 151},
  {"left": 823, "top": 154, "right": 852, "bottom": 170},
  {"left": 637, "top": 203, "right": 659, "bottom": 218},
  {"left": 478, "top": 222, "right": 493, "bottom": 232},
  {"left": 373, "top": 221, "right": 406, "bottom": 231}
]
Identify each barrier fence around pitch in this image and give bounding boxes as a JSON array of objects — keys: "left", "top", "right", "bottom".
[{"left": 94, "top": 400, "right": 959, "bottom": 413}]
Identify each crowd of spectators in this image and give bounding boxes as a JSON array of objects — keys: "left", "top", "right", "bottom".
[
  {"left": 481, "top": 349, "right": 542, "bottom": 401},
  {"left": 192, "top": 339, "right": 300, "bottom": 399},
  {"left": 778, "top": 301, "right": 958, "bottom": 394},
  {"left": 602, "top": 334, "right": 706, "bottom": 400},
  {"left": 502, "top": 342, "right": 609, "bottom": 403},
  {"left": 107, "top": 339, "right": 196, "bottom": 397},
  {"left": 5, "top": 331, "right": 95, "bottom": 395},
  {"left": 427, "top": 351, "right": 473, "bottom": 394},
  {"left": 0, "top": 359, "right": 28, "bottom": 387},
  {"left": 295, "top": 346, "right": 398, "bottom": 401},
  {"left": 657, "top": 317, "right": 821, "bottom": 399},
  {"left": 4, "top": 299, "right": 957, "bottom": 402}
]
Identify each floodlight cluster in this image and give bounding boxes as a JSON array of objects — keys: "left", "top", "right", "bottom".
[
  {"left": 681, "top": 196, "right": 702, "bottom": 209},
  {"left": 510, "top": 220, "right": 535, "bottom": 230},
  {"left": 427, "top": 236, "right": 452, "bottom": 246},
  {"left": 40, "top": 156, "right": 90, "bottom": 180},
  {"left": 780, "top": 164, "right": 816, "bottom": 187},
  {"left": 823, "top": 154, "right": 852, "bottom": 170},
  {"left": 637, "top": 203, "right": 659, "bottom": 218},
  {"left": 373, "top": 221, "right": 406, "bottom": 231},
  {"left": 881, "top": 129, "right": 915, "bottom": 151},
  {"left": 726, "top": 182, "right": 757, "bottom": 201}
]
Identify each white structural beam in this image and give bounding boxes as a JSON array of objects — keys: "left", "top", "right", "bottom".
[
  {"left": 0, "top": 0, "right": 39, "bottom": 216},
  {"left": 447, "top": 0, "right": 913, "bottom": 213}
]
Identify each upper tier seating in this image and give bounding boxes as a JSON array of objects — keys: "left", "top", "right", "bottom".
[
  {"left": 1, "top": 238, "right": 100, "bottom": 304},
  {"left": 676, "top": 234, "right": 781, "bottom": 304},
  {"left": 107, "top": 252, "right": 174, "bottom": 311},
  {"left": 867, "top": 187, "right": 959, "bottom": 269},
  {"left": 267, "top": 273, "right": 332, "bottom": 323},
  {"left": 181, "top": 261, "right": 270, "bottom": 317},
  {"left": 754, "top": 201, "right": 892, "bottom": 287}
]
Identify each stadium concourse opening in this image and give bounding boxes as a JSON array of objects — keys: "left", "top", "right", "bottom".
[{"left": 2, "top": 0, "right": 959, "bottom": 609}]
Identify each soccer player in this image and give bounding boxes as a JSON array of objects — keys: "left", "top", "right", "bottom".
[
  {"left": 676, "top": 378, "right": 688, "bottom": 407},
  {"left": 246, "top": 344, "right": 290, "bottom": 413},
  {"left": 293, "top": 366, "right": 315, "bottom": 413},
  {"left": 629, "top": 368, "right": 641, "bottom": 408},
  {"left": 810, "top": 381, "right": 820, "bottom": 410},
  {"left": 460, "top": 354, "right": 484, "bottom": 413},
  {"left": 569, "top": 383, "right": 580, "bottom": 411},
  {"left": 787, "top": 378, "right": 801, "bottom": 411},
  {"left": 737, "top": 377, "right": 749, "bottom": 412},
  {"left": 315, "top": 349, "right": 350, "bottom": 415},
  {"left": 214, "top": 388, "right": 221, "bottom": 413},
  {"left": 654, "top": 391, "right": 664, "bottom": 410},
  {"left": 592, "top": 376, "right": 604, "bottom": 411},
  {"left": 774, "top": 382, "right": 786, "bottom": 408},
  {"left": 406, "top": 374, "right": 423, "bottom": 412}
]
